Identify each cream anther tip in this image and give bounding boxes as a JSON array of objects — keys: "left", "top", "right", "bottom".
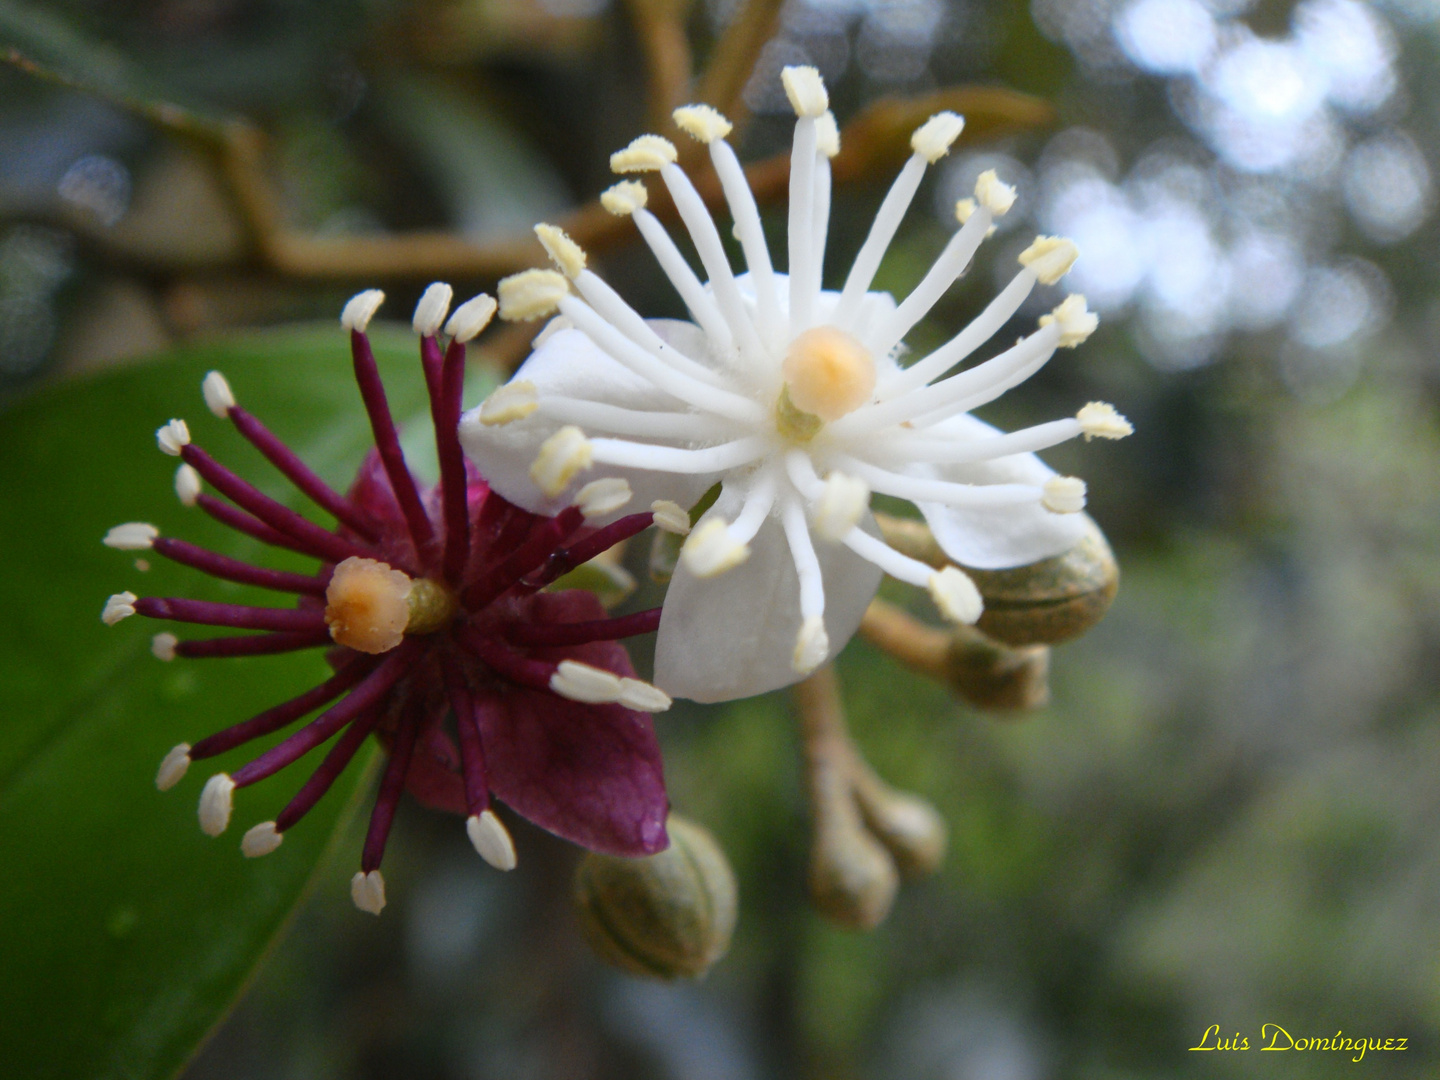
[
  {"left": 815, "top": 111, "right": 841, "bottom": 158},
  {"left": 535, "top": 224, "right": 586, "bottom": 279},
  {"left": 610, "top": 135, "right": 677, "bottom": 174},
  {"left": 600, "top": 180, "right": 648, "bottom": 216},
  {"left": 529, "top": 425, "right": 593, "bottom": 497},
  {"left": 202, "top": 371, "right": 235, "bottom": 417},
  {"left": 479, "top": 380, "right": 538, "bottom": 426},
  {"left": 102, "top": 591, "right": 138, "bottom": 625},
  {"left": 341, "top": 289, "right": 385, "bottom": 332},
  {"left": 413, "top": 282, "right": 453, "bottom": 337},
  {"left": 241, "top": 821, "right": 284, "bottom": 858},
  {"left": 792, "top": 616, "right": 829, "bottom": 675},
  {"left": 619, "top": 677, "right": 672, "bottom": 712},
  {"left": 467, "top": 811, "right": 517, "bottom": 870},
  {"left": 498, "top": 269, "right": 568, "bottom": 322},
  {"left": 813, "top": 473, "right": 870, "bottom": 542},
  {"left": 445, "top": 293, "right": 497, "bottom": 342},
  {"left": 155, "top": 742, "right": 191, "bottom": 790},
  {"left": 975, "top": 170, "right": 1016, "bottom": 216},
  {"left": 1019, "top": 236, "right": 1080, "bottom": 285},
  {"left": 673, "top": 104, "right": 733, "bottom": 143},
  {"left": 928, "top": 567, "right": 983, "bottom": 624},
  {"left": 650, "top": 500, "right": 691, "bottom": 535},
  {"left": 1077, "top": 401, "right": 1132, "bottom": 440},
  {"left": 681, "top": 518, "right": 750, "bottom": 578},
  {"left": 911, "top": 111, "right": 965, "bottom": 163},
  {"left": 152, "top": 632, "right": 179, "bottom": 662},
  {"left": 576, "top": 477, "right": 632, "bottom": 519},
  {"left": 1042, "top": 475, "right": 1087, "bottom": 514},
  {"left": 1038, "top": 294, "right": 1098, "bottom": 347},
  {"left": 198, "top": 773, "right": 235, "bottom": 836},
  {"left": 781, "top": 65, "right": 829, "bottom": 117},
  {"left": 175, "top": 464, "right": 202, "bottom": 506},
  {"left": 550, "top": 660, "right": 624, "bottom": 703},
  {"left": 104, "top": 522, "right": 158, "bottom": 550},
  {"left": 156, "top": 419, "right": 190, "bottom": 456},
  {"left": 351, "top": 869, "right": 386, "bottom": 914}
]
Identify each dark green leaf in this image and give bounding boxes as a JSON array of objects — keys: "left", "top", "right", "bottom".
[{"left": 0, "top": 323, "right": 458, "bottom": 1080}]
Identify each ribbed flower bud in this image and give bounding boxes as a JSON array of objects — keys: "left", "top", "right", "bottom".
[
  {"left": 808, "top": 814, "right": 899, "bottom": 930},
  {"left": 573, "top": 815, "right": 737, "bottom": 980}
]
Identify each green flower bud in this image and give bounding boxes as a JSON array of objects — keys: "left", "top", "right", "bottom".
[
  {"left": 968, "top": 516, "right": 1117, "bottom": 647},
  {"left": 573, "top": 815, "right": 737, "bottom": 980},
  {"left": 808, "top": 818, "right": 899, "bottom": 930},
  {"left": 852, "top": 771, "right": 947, "bottom": 880}
]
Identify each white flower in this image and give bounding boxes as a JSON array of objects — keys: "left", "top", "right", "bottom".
[{"left": 459, "top": 66, "right": 1128, "bottom": 704}]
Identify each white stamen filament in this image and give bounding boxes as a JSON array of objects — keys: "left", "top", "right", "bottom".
[
  {"left": 573, "top": 269, "right": 732, "bottom": 389},
  {"left": 839, "top": 526, "right": 935, "bottom": 588},
  {"left": 630, "top": 209, "right": 736, "bottom": 357},
  {"left": 834, "top": 154, "right": 927, "bottom": 327},
  {"left": 880, "top": 267, "right": 1038, "bottom": 399},
  {"left": 467, "top": 811, "right": 517, "bottom": 870},
  {"left": 838, "top": 457, "right": 1043, "bottom": 509},
  {"left": 659, "top": 163, "right": 767, "bottom": 363},
  {"left": 787, "top": 115, "right": 819, "bottom": 334},
  {"left": 536, "top": 397, "right": 732, "bottom": 440},
  {"left": 708, "top": 138, "right": 783, "bottom": 346},
  {"left": 781, "top": 497, "right": 824, "bottom": 620},
  {"left": 886, "top": 417, "right": 1085, "bottom": 464},
  {"left": 589, "top": 435, "right": 767, "bottom": 474},
  {"left": 866, "top": 208, "right": 992, "bottom": 360},
  {"left": 726, "top": 471, "right": 777, "bottom": 546},
  {"left": 557, "top": 297, "right": 762, "bottom": 421}
]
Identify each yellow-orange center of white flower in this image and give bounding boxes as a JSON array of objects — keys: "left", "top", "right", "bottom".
[
  {"left": 325, "top": 557, "right": 413, "bottom": 654},
  {"left": 781, "top": 326, "right": 876, "bottom": 423}
]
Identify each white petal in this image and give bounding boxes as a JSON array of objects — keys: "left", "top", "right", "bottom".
[
  {"left": 459, "top": 327, "right": 715, "bottom": 521},
  {"left": 909, "top": 413, "right": 1088, "bottom": 569},
  {"left": 653, "top": 488, "right": 882, "bottom": 703}
]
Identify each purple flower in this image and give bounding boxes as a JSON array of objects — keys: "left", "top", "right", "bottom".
[{"left": 102, "top": 285, "right": 673, "bottom": 914}]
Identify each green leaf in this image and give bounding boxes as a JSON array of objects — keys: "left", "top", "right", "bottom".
[{"left": 0, "top": 323, "right": 451, "bottom": 1080}]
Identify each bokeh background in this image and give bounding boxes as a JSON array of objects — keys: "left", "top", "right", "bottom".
[{"left": 3, "top": 0, "right": 1440, "bottom": 1076}]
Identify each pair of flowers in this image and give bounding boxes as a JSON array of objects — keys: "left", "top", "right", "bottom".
[{"left": 102, "top": 66, "right": 1127, "bottom": 912}]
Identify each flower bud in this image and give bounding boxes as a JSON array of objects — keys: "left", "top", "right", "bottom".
[
  {"left": 573, "top": 815, "right": 737, "bottom": 980},
  {"left": 944, "top": 624, "right": 1050, "bottom": 712},
  {"left": 967, "top": 515, "right": 1117, "bottom": 647},
  {"left": 851, "top": 772, "right": 947, "bottom": 879},
  {"left": 808, "top": 816, "right": 898, "bottom": 930}
]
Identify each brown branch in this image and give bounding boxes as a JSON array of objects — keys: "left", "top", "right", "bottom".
[
  {"left": 695, "top": 0, "right": 786, "bottom": 124},
  {"left": 624, "top": 0, "right": 696, "bottom": 131}
]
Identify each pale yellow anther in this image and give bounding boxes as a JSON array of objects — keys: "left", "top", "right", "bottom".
[
  {"left": 1077, "top": 401, "right": 1132, "bottom": 440},
  {"left": 351, "top": 870, "right": 386, "bottom": 915},
  {"left": 781, "top": 326, "right": 877, "bottom": 423},
  {"left": 928, "top": 567, "right": 983, "bottom": 624},
  {"left": 815, "top": 111, "right": 841, "bottom": 158},
  {"left": 812, "top": 473, "right": 870, "bottom": 541},
  {"left": 975, "top": 169, "right": 1016, "bottom": 216},
  {"left": 325, "top": 557, "right": 413, "bottom": 654},
  {"left": 681, "top": 518, "right": 750, "bottom": 578},
  {"left": 911, "top": 111, "right": 965, "bottom": 163},
  {"left": 673, "top": 104, "right": 733, "bottom": 144},
  {"left": 1019, "top": 236, "right": 1080, "bottom": 285},
  {"left": 444, "top": 293, "right": 497, "bottom": 342},
  {"left": 1038, "top": 294, "right": 1098, "bottom": 347},
  {"left": 651, "top": 500, "right": 691, "bottom": 535},
  {"left": 781, "top": 65, "right": 829, "bottom": 117},
  {"left": 1042, "top": 476, "right": 1087, "bottom": 514},
  {"left": 498, "top": 269, "right": 568, "bottom": 322},
  {"left": 610, "top": 135, "right": 678, "bottom": 174},
  {"left": 534, "top": 224, "right": 586, "bottom": 279},
  {"left": 793, "top": 616, "right": 829, "bottom": 675},
  {"left": 954, "top": 198, "right": 997, "bottom": 237},
  {"left": 341, "top": 289, "right": 384, "bottom": 332},
  {"left": 600, "top": 180, "right": 648, "bottom": 216},
  {"left": 576, "top": 477, "right": 632, "bottom": 518},
  {"left": 478, "top": 381, "right": 538, "bottom": 427},
  {"left": 530, "top": 425, "right": 593, "bottom": 497}
]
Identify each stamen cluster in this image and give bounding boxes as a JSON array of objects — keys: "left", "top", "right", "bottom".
[
  {"left": 459, "top": 66, "right": 1132, "bottom": 703},
  {"left": 103, "top": 286, "right": 675, "bottom": 913}
]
